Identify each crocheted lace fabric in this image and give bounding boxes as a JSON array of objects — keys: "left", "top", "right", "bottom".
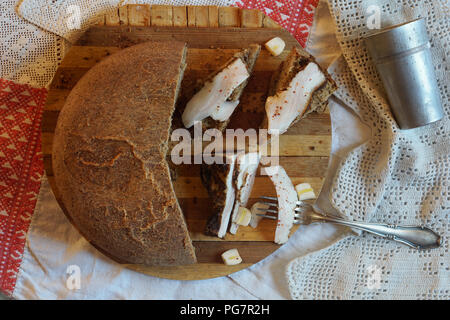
[
  {"left": 287, "top": 0, "right": 449, "bottom": 299},
  {"left": 0, "top": 0, "right": 67, "bottom": 87}
]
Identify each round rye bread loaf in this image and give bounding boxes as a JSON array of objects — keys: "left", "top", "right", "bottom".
[{"left": 52, "top": 41, "right": 197, "bottom": 266}]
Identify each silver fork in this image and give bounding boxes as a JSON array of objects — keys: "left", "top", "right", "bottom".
[{"left": 257, "top": 196, "right": 441, "bottom": 250}]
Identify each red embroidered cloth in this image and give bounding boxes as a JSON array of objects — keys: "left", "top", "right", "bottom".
[
  {"left": 0, "top": 0, "right": 318, "bottom": 296},
  {"left": 0, "top": 79, "right": 46, "bottom": 295}
]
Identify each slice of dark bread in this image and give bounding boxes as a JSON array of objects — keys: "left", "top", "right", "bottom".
[
  {"left": 200, "top": 154, "right": 237, "bottom": 238},
  {"left": 261, "top": 47, "right": 337, "bottom": 130},
  {"left": 196, "top": 44, "right": 261, "bottom": 132}
]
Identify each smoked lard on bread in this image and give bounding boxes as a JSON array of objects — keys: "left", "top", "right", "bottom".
[
  {"left": 262, "top": 47, "right": 337, "bottom": 135},
  {"left": 52, "top": 41, "right": 197, "bottom": 266},
  {"left": 182, "top": 44, "right": 261, "bottom": 132},
  {"left": 200, "top": 154, "right": 238, "bottom": 238}
]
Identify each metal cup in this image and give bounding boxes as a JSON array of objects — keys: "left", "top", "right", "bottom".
[{"left": 364, "top": 18, "right": 444, "bottom": 129}]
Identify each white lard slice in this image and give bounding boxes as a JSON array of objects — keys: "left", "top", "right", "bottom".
[
  {"left": 210, "top": 100, "right": 240, "bottom": 122},
  {"left": 182, "top": 58, "right": 249, "bottom": 128},
  {"left": 229, "top": 152, "right": 260, "bottom": 235},
  {"left": 266, "top": 62, "right": 326, "bottom": 135},
  {"left": 217, "top": 153, "right": 238, "bottom": 239},
  {"left": 264, "top": 165, "right": 298, "bottom": 244}
]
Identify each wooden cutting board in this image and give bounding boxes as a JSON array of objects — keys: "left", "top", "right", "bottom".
[{"left": 42, "top": 5, "right": 331, "bottom": 280}]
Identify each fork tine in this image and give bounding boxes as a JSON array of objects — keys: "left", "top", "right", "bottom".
[
  {"left": 256, "top": 207, "right": 278, "bottom": 214},
  {"left": 260, "top": 205, "right": 308, "bottom": 213},
  {"left": 257, "top": 195, "right": 312, "bottom": 225},
  {"left": 256, "top": 213, "right": 277, "bottom": 220},
  {"left": 259, "top": 201, "right": 279, "bottom": 208},
  {"left": 260, "top": 196, "right": 278, "bottom": 201}
]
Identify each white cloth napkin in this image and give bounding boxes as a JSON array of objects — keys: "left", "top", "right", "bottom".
[{"left": 10, "top": 0, "right": 374, "bottom": 299}]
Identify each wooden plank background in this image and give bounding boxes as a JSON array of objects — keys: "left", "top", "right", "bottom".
[{"left": 42, "top": 5, "right": 331, "bottom": 280}]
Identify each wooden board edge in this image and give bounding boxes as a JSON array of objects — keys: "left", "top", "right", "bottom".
[
  {"left": 127, "top": 263, "right": 253, "bottom": 280},
  {"left": 100, "top": 5, "right": 282, "bottom": 29}
]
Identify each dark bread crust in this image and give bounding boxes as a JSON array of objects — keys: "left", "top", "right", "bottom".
[
  {"left": 52, "top": 41, "right": 197, "bottom": 266},
  {"left": 200, "top": 155, "right": 235, "bottom": 237},
  {"left": 261, "top": 47, "right": 337, "bottom": 129},
  {"left": 197, "top": 44, "right": 261, "bottom": 132},
  {"left": 200, "top": 163, "right": 230, "bottom": 236},
  {"left": 228, "top": 44, "right": 262, "bottom": 102}
]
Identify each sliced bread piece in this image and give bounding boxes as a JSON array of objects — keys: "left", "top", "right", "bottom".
[
  {"left": 229, "top": 152, "right": 261, "bottom": 235},
  {"left": 182, "top": 44, "right": 261, "bottom": 131},
  {"left": 200, "top": 154, "right": 238, "bottom": 238},
  {"left": 262, "top": 47, "right": 337, "bottom": 134}
]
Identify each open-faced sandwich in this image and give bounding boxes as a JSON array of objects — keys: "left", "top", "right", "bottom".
[
  {"left": 200, "top": 152, "right": 260, "bottom": 238},
  {"left": 200, "top": 153, "right": 238, "bottom": 238},
  {"left": 229, "top": 152, "right": 261, "bottom": 235},
  {"left": 262, "top": 47, "right": 337, "bottom": 135},
  {"left": 182, "top": 45, "right": 261, "bottom": 131}
]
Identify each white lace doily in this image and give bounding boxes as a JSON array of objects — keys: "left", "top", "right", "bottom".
[
  {"left": 287, "top": 0, "right": 449, "bottom": 299},
  {"left": 0, "top": 0, "right": 67, "bottom": 87}
]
